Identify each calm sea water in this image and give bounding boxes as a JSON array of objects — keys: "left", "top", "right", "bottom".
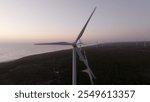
[{"left": 0, "top": 43, "right": 71, "bottom": 62}]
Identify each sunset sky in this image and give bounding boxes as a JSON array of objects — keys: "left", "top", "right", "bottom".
[{"left": 0, "top": 0, "right": 150, "bottom": 43}]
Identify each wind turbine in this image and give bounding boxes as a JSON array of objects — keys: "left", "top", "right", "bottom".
[{"left": 35, "top": 7, "right": 97, "bottom": 85}]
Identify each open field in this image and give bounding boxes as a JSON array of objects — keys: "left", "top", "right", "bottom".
[{"left": 0, "top": 42, "right": 150, "bottom": 85}]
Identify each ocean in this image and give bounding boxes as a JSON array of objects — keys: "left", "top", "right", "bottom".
[{"left": 0, "top": 43, "right": 71, "bottom": 62}]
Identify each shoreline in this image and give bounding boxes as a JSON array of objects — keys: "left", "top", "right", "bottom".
[
  {"left": 0, "top": 47, "right": 72, "bottom": 64},
  {"left": 0, "top": 43, "right": 150, "bottom": 85}
]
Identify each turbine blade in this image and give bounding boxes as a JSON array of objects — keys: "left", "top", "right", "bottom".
[
  {"left": 75, "top": 7, "right": 97, "bottom": 43},
  {"left": 35, "top": 42, "right": 73, "bottom": 45},
  {"left": 82, "top": 69, "right": 94, "bottom": 85},
  {"left": 75, "top": 48, "right": 96, "bottom": 78},
  {"left": 83, "top": 60, "right": 96, "bottom": 79},
  {"left": 78, "top": 40, "right": 82, "bottom": 52},
  {"left": 75, "top": 47, "right": 96, "bottom": 84},
  {"left": 75, "top": 47, "right": 85, "bottom": 61}
]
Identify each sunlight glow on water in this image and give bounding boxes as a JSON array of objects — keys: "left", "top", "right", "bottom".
[{"left": 0, "top": 43, "right": 71, "bottom": 62}]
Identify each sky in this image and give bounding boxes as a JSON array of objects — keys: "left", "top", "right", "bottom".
[{"left": 0, "top": 0, "right": 150, "bottom": 43}]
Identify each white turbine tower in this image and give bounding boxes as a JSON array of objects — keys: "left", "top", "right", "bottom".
[{"left": 35, "top": 7, "right": 97, "bottom": 85}]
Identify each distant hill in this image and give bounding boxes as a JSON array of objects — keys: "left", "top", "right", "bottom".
[{"left": 0, "top": 41, "right": 150, "bottom": 85}]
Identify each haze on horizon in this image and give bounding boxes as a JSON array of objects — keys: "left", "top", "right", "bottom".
[{"left": 0, "top": 0, "right": 150, "bottom": 43}]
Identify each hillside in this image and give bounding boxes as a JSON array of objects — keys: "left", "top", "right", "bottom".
[{"left": 0, "top": 42, "right": 150, "bottom": 85}]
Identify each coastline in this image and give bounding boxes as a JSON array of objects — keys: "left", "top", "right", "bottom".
[{"left": 0, "top": 43, "right": 150, "bottom": 85}]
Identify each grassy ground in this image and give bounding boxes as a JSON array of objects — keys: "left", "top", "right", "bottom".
[{"left": 0, "top": 42, "right": 150, "bottom": 85}]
